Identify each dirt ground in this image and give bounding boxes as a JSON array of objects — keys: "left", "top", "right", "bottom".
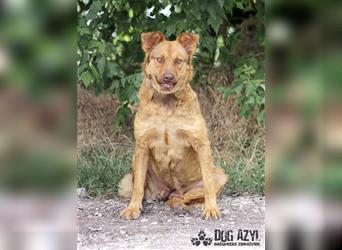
[{"left": 77, "top": 195, "right": 265, "bottom": 250}]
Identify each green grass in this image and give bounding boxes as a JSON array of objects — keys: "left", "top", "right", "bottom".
[
  {"left": 77, "top": 147, "right": 132, "bottom": 197},
  {"left": 219, "top": 156, "right": 264, "bottom": 195},
  {"left": 216, "top": 130, "right": 265, "bottom": 195},
  {"left": 77, "top": 143, "right": 264, "bottom": 197}
]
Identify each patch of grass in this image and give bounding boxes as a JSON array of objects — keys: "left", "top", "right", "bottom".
[
  {"left": 215, "top": 129, "right": 265, "bottom": 195},
  {"left": 220, "top": 156, "right": 264, "bottom": 195},
  {"left": 77, "top": 147, "right": 132, "bottom": 197}
]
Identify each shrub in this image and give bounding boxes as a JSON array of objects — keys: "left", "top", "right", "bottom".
[{"left": 77, "top": 0, "right": 265, "bottom": 125}]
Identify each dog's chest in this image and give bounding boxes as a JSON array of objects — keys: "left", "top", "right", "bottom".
[{"left": 143, "top": 113, "right": 193, "bottom": 166}]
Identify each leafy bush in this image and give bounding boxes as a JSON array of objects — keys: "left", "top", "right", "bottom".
[
  {"left": 77, "top": 0, "right": 265, "bottom": 124},
  {"left": 218, "top": 55, "right": 265, "bottom": 125}
]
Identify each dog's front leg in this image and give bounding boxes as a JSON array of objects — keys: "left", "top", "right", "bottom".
[
  {"left": 120, "top": 143, "right": 148, "bottom": 220},
  {"left": 196, "top": 143, "right": 221, "bottom": 220}
]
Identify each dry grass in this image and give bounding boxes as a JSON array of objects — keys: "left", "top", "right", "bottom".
[{"left": 77, "top": 85, "right": 134, "bottom": 150}]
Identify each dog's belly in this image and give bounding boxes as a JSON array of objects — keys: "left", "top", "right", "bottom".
[{"left": 148, "top": 129, "right": 202, "bottom": 191}]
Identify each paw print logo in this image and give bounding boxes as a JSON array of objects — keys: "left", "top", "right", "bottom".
[
  {"left": 190, "top": 229, "right": 213, "bottom": 246},
  {"left": 203, "top": 237, "right": 213, "bottom": 246},
  {"left": 198, "top": 230, "right": 206, "bottom": 240},
  {"left": 190, "top": 237, "right": 201, "bottom": 246}
]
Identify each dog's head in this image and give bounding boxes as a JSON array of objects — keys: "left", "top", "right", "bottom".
[{"left": 141, "top": 32, "right": 199, "bottom": 94}]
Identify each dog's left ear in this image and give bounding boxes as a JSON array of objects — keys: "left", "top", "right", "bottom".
[{"left": 176, "top": 33, "right": 199, "bottom": 57}]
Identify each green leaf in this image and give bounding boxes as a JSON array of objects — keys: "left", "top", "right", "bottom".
[
  {"left": 232, "top": 83, "right": 243, "bottom": 94},
  {"left": 114, "top": 105, "right": 132, "bottom": 127},
  {"left": 208, "top": 16, "right": 221, "bottom": 34},
  {"left": 87, "top": 1, "right": 102, "bottom": 20},
  {"left": 106, "top": 62, "right": 119, "bottom": 78},
  {"left": 96, "top": 56, "right": 106, "bottom": 75},
  {"left": 219, "top": 48, "right": 228, "bottom": 65},
  {"left": 246, "top": 82, "right": 255, "bottom": 96},
  {"left": 89, "top": 64, "right": 100, "bottom": 82},
  {"left": 133, "top": 73, "right": 142, "bottom": 87},
  {"left": 80, "top": 70, "right": 93, "bottom": 88},
  {"left": 120, "top": 77, "right": 127, "bottom": 87},
  {"left": 217, "top": 0, "right": 225, "bottom": 8},
  {"left": 201, "top": 36, "right": 216, "bottom": 54},
  {"left": 246, "top": 96, "right": 255, "bottom": 105},
  {"left": 78, "top": 63, "right": 88, "bottom": 76},
  {"left": 166, "top": 23, "right": 176, "bottom": 36},
  {"left": 236, "top": 2, "right": 244, "bottom": 10},
  {"left": 257, "top": 110, "right": 265, "bottom": 126},
  {"left": 240, "top": 103, "right": 251, "bottom": 117},
  {"left": 80, "top": 0, "right": 90, "bottom": 5},
  {"left": 78, "top": 27, "right": 92, "bottom": 35}
]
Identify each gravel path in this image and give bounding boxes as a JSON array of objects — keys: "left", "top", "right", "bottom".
[{"left": 78, "top": 195, "right": 265, "bottom": 250}]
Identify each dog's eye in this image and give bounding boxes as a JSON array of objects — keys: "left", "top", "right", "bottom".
[
  {"left": 156, "top": 57, "right": 164, "bottom": 63},
  {"left": 176, "top": 59, "right": 183, "bottom": 65}
]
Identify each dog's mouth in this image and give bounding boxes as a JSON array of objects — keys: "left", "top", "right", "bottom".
[{"left": 158, "top": 80, "right": 177, "bottom": 91}]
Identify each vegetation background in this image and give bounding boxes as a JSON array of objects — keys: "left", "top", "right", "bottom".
[{"left": 77, "top": 0, "right": 265, "bottom": 197}]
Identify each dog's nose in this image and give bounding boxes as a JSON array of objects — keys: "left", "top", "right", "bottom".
[{"left": 163, "top": 73, "right": 175, "bottom": 82}]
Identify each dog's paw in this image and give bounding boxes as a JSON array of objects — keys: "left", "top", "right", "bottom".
[
  {"left": 119, "top": 207, "right": 141, "bottom": 220},
  {"left": 201, "top": 207, "right": 221, "bottom": 220}
]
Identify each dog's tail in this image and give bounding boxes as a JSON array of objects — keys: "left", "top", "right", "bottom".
[{"left": 118, "top": 173, "right": 132, "bottom": 199}]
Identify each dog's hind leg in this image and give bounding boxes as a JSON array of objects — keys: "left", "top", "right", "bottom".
[
  {"left": 165, "top": 167, "right": 227, "bottom": 210},
  {"left": 166, "top": 194, "right": 189, "bottom": 210},
  {"left": 182, "top": 167, "right": 228, "bottom": 207}
]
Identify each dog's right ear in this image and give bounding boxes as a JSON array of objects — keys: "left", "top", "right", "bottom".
[{"left": 141, "top": 32, "right": 165, "bottom": 53}]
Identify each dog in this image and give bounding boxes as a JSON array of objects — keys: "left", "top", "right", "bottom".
[{"left": 119, "top": 32, "right": 228, "bottom": 220}]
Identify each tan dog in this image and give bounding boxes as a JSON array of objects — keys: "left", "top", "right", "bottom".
[{"left": 119, "top": 32, "right": 228, "bottom": 220}]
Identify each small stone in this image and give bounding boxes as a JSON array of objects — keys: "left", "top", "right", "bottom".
[
  {"left": 184, "top": 217, "right": 191, "bottom": 223},
  {"left": 167, "top": 219, "right": 172, "bottom": 222},
  {"left": 119, "top": 230, "right": 126, "bottom": 235},
  {"left": 151, "top": 222, "right": 158, "bottom": 225},
  {"left": 90, "top": 227, "right": 102, "bottom": 232},
  {"left": 141, "top": 218, "right": 148, "bottom": 222},
  {"left": 126, "top": 229, "right": 135, "bottom": 235},
  {"left": 97, "top": 213, "right": 103, "bottom": 217},
  {"left": 222, "top": 209, "right": 230, "bottom": 216},
  {"left": 145, "top": 199, "right": 153, "bottom": 204},
  {"left": 77, "top": 188, "right": 87, "bottom": 198}
]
